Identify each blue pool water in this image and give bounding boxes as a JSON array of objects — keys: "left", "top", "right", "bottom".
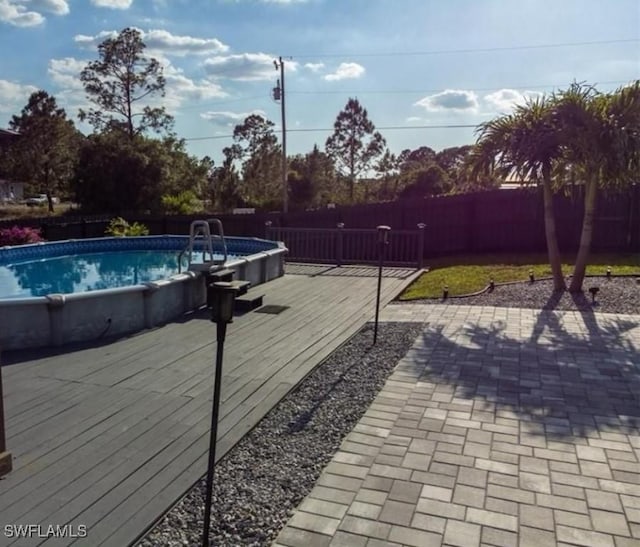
[{"left": 0, "top": 250, "right": 227, "bottom": 298}]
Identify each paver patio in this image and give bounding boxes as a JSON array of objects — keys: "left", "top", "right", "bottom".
[{"left": 275, "top": 303, "right": 640, "bottom": 547}]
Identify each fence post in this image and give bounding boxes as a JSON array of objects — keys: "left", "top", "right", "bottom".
[
  {"left": 265, "top": 220, "right": 272, "bottom": 240},
  {"left": 336, "top": 222, "right": 344, "bottom": 266},
  {"left": 416, "top": 223, "right": 426, "bottom": 269},
  {"left": 0, "top": 357, "right": 12, "bottom": 477}
]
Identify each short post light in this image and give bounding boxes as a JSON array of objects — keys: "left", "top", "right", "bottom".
[
  {"left": 443, "top": 284, "right": 449, "bottom": 299},
  {"left": 373, "top": 225, "right": 391, "bottom": 345},
  {"left": 202, "top": 282, "right": 238, "bottom": 547},
  {"left": 529, "top": 269, "right": 535, "bottom": 283},
  {"left": 489, "top": 278, "right": 495, "bottom": 292},
  {"left": 606, "top": 266, "right": 611, "bottom": 279},
  {"left": 588, "top": 286, "right": 600, "bottom": 305},
  {"left": 416, "top": 223, "right": 426, "bottom": 269},
  {"left": 336, "top": 223, "right": 345, "bottom": 267}
]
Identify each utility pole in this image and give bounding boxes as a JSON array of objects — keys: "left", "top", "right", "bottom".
[{"left": 273, "top": 57, "right": 288, "bottom": 213}]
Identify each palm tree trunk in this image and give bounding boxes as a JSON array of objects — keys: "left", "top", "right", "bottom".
[
  {"left": 569, "top": 179, "right": 598, "bottom": 292},
  {"left": 542, "top": 165, "right": 566, "bottom": 291}
]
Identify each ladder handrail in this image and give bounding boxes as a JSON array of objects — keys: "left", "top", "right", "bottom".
[{"left": 181, "top": 219, "right": 228, "bottom": 272}]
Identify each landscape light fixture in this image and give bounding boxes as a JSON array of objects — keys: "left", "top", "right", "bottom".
[
  {"left": 202, "top": 281, "right": 239, "bottom": 547},
  {"left": 489, "top": 278, "right": 495, "bottom": 292},
  {"left": 529, "top": 269, "right": 535, "bottom": 283},
  {"left": 443, "top": 285, "right": 449, "bottom": 299},
  {"left": 373, "top": 225, "right": 391, "bottom": 345},
  {"left": 606, "top": 266, "right": 611, "bottom": 279},
  {"left": 588, "top": 286, "right": 600, "bottom": 304}
]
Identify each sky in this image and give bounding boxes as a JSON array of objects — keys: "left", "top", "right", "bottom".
[{"left": 0, "top": 0, "right": 638, "bottom": 165}]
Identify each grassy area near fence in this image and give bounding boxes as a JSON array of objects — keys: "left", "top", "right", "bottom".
[
  {"left": 399, "top": 253, "right": 640, "bottom": 300},
  {"left": 0, "top": 202, "right": 75, "bottom": 220}
]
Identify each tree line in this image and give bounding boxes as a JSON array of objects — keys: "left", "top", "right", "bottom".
[{"left": 0, "top": 28, "right": 499, "bottom": 216}]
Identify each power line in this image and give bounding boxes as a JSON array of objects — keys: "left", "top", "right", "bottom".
[
  {"left": 287, "top": 79, "right": 636, "bottom": 97},
  {"left": 172, "top": 95, "right": 267, "bottom": 113},
  {"left": 184, "top": 123, "right": 478, "bottom": 142},
  {"left": 289, "top": 38, "right": 640, "bottom": 59},
  {"left": 171, "top": 78, "right": 637, "bottom": 116}
]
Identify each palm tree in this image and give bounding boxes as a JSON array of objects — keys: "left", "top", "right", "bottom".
[
  {"left": 556, "top": 81, "right": 640, "bottom": 292},
  {"left": 472, "top": 97, "right": 567, "bottom": 291}
]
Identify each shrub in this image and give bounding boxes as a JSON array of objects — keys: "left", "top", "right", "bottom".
[
  {"left": 105, "top": 217, "right": 150, "bottom": 237},
  {"left": 161, "top": 190, "right": 200, "bottom": 215},
  {"left": 0, "top": 225, "right": 44, "bottom": 246}
]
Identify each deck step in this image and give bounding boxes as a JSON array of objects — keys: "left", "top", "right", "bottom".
[
  {"left": 234, "top": 294, "right": 264, "bottom": 313},
  {"left": 207, "top": 279, "right": 251, "bottom": 308},
  {"left": 206, "top": 268, "right": 235, "bottom": 282},
  {"left": 229, "top": 280, "right": 251, "bottom": 296}
]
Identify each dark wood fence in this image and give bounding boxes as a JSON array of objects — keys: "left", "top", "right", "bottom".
[
  {"left": 2, "top": 187, "right": 638, "bottom": 263},
  {"left": 265, "top": 224, "right": 426, "bottom": 267}
]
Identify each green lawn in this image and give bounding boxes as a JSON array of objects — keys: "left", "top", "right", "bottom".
[{"left": 399, "top": 253, "right": 640, "bottom": 300}]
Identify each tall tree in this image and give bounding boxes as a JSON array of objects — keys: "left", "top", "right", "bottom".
[
  {"left": 9, "top": 91, "right": 80, "bottom": 212},
  {"left": 74, "top": 133, "right": 208, "bottom": 213},
  {"left": 79, "top": 27, "right": 173, "bottom": 138},
  {"left": 288, "top": 145, "right": 337, "bottom": 208},
  {"left": 472, "top": 96, "right": 567, "bottom": 291},
  {"left": 325, "top": 98, "right": 386, "bottom": 202},
  {"left": 398, "top": 163, "right": 450, "bottom": 199},
  {"left": 557, "top": 81, "right": 640, "bottom": 292},
  {"left": 231, "top": 114, "right": 281, "bottom": 209},
  {"left": 209, "top": 147, "right": 243, "bottom": 211},
  {"left": 375, "top": 149, "right": 401, "bottom": 201}
]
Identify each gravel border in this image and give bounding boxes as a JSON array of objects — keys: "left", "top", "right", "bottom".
[
  {"left": 395, "top": 276, "right": 640, "bottom": 315},
  {"left": 138, "top": 321, "right": 424, "bottom": 547}
]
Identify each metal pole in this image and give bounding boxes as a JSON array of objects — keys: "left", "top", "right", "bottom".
[
  {"left": 202, "top": 321, "right": 227, "bottom": 547},
  {"left": 279, "top": 57, "right": 288, "bottom": 214},
  {"left": 373, "top": 225, "right": 390, "bottom": 345},
  {"left": 373, "top": 242, "right": 384, "bottom": 345}
]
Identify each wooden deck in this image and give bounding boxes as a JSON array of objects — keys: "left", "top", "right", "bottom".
[{"left": 0, "top": 266, "right": 419, "bottom": 547}]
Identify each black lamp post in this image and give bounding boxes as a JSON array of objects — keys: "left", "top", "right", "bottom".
[
  {"left": 202, "top": 281, "right": 238, "bottom": 547},
  {"left": 373, "top": 225, "right": 390, "bottom": 345}
]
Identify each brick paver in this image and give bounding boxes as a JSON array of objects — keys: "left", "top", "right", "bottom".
[{"left": 275, "top": 304, "right": 640, "bottom": 546}]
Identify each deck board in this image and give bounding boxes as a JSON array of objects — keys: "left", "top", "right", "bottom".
[{"left": 0, "top": 267, "right": 419, "bottom": 546}]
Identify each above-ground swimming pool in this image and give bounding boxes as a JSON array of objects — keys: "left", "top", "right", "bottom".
[{"left": 0, "top": 235, "right": 286, "bottom": 350}]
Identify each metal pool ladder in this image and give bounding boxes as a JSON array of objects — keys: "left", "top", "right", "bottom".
[{"left": 179, "top": 219, "right": 228, "bottom": 272}]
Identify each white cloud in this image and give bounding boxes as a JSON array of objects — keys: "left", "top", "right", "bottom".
[
  {"left": 405, "top": 116, "right": 422, "bottom": 123},
  {"left": 323, "top": 62, "right": 365, "bottom": 82},
  {"left": 0, "top": 79, "right": 39, "bottom": 112},
  {"left": 90, "top": 0, "right": 133, "bottom": 9},
  {"left": 48, "top": 57, "right": 86, "bottom": 90},
  {"left": 74, "top": 30, "right": 118, "bottom": 48},
  {"left": 414, "top": 89, "right": 479, "bottom": 112},
  {"left": 75, "top": 28, "right": 229, "bottom": 56},
  {"left": 162, "top": 63, "right": 228, "bottom": 109},
  {"left": 46, "top": 57, "right": 91, "bottom": 115},
  {"left": 304, "top": 62, "right": 324, "bottom": 72},
  {"left": 201, "top": 110, "right": 267, "bottom": 126},
  {"left": 204, "top": 52, "right": 297, "bottom": 81},
  {"left": 483, "top": 88, "right": 543, "bottom": 113},
  {"left": 0, "top": 0, "right": 69, "bottom": 26},
  {"left": 144, "top": 29, "right": 228, "bottom": 56},
  {"left": 31, "top": 0, "right": 69, "bottom": 15}
]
